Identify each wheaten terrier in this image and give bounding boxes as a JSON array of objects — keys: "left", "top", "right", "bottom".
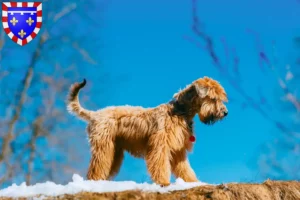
[{"left": 67, "top": 76, "right": 228, "bottom": 186}]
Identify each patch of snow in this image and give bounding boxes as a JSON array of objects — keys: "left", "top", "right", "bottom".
[{"left": 0, "top": 174, "right": 209, "bottom": 198}]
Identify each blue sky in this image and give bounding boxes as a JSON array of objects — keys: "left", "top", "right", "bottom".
[
  {"left": 82, "top": 0, "right": 300, "bottom": 184},
  {"left": 1, "top": 0, "right": 300, "bottom": 186}
]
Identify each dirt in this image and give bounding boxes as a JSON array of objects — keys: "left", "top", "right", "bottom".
[{"left": 1, "top": 180, "right": 300, "bottom": 200}]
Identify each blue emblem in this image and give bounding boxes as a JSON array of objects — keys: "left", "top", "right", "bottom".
[{"left": 2, "top": 2, "right": 42, "bottom": 46}]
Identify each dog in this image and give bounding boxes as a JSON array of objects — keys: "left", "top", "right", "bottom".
[{"left": 67, "top": 76, "right": 228, "bottom": 186}]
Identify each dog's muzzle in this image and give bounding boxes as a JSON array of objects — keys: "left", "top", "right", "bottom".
[{"left": 198, "top": 113, "right": 216, "bottom": 125}]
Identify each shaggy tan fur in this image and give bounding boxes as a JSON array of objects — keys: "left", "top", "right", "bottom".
[{"left": 67, "top": 77, "right": 228, "bottom": 186}]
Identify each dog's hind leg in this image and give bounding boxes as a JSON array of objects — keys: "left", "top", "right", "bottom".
[
  {"left": 87, "top": 138, "right": 115, "bottom": 180},
  {"left": 146, "top": 132, "right": 171, "bottom": 186},
  {"left": 171, "top": 150, "right": 198, "bottom": 182},
  {"left": 108, "top": 147, "right": 124, "bottom": 179}
]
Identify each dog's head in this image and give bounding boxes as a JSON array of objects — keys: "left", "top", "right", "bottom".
[{"left": 173, "top": 76, "right": 228, "bottom": 125}]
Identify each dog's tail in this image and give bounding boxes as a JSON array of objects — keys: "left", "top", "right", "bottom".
[{"left": 67, "top": 79, "right": 93, "bottom": 122}]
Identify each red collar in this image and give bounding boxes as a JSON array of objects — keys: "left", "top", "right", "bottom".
[{"left": 189, "top": 135, "right": 196, "bottom": 142}]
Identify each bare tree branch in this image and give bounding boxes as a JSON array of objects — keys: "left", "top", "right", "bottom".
[
  {"left": 53, "top": 3, "right": 77, "bottom": 23},
  {"left": 0, "top": 0, "right": 103, "bottom": 186},
  {"left": 0, "top": 35, "right": 45, "bottom": 164},
  {"left": 26, "top": 116, "right": 43, "bottom": 185},
  {"left": 188, "top": 0, "right": 294, "bottom": 136}
]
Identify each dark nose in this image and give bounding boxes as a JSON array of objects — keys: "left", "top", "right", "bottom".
[{"left": 224, "top": 111, "right": 228, "bottom": 116}]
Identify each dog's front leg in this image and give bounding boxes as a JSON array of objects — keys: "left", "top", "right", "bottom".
[
  {"left": 146, "top": 133, "right": 171, "bottom": 186},
  {"left": 171, "top": 150, "right": 198, "bottom": 182}
]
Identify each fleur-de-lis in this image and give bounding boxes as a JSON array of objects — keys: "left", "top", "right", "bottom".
[
  {"left": 18, "top": 29, "right": 26, "bottom": 38},
  {"left": 26, "top": 17, "right": 34, "bottom": 26},
  {"left": 10, "top": 17, "right": 18, "bottom": 26}
]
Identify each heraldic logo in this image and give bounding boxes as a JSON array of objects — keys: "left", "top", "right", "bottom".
[{"left": 2, "top": 2, "right": 42, "bottom": 46}]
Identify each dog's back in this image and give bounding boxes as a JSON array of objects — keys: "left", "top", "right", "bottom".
[
  {"left": 91, "top": 105, "right": 157, "bottom": 136},
  {"left": 86, "top": 105, "right": 158, "bottom": 158}
]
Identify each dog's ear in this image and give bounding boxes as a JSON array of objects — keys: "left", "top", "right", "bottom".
[
  {"left": 173, "top": 84, "right": 198, "bottom": 104},
  {"left": 194, "top": 84, "right": 208, "bottom": 98}
]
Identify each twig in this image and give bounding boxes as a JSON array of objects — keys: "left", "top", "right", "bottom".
[
  {"left": 53, "top": 3, "right": 77, "bottom": 23},
  {"left": 26, "top": 117, "right": 43, "bottom": 185}
]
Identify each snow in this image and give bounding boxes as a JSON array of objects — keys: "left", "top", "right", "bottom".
[{"left": 0, "top": 174, "right": 209, "bottom": 198}]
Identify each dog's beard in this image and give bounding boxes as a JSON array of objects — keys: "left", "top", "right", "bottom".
[{"left": 198, "top": 113, "right": 217, "bottom": 125}]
